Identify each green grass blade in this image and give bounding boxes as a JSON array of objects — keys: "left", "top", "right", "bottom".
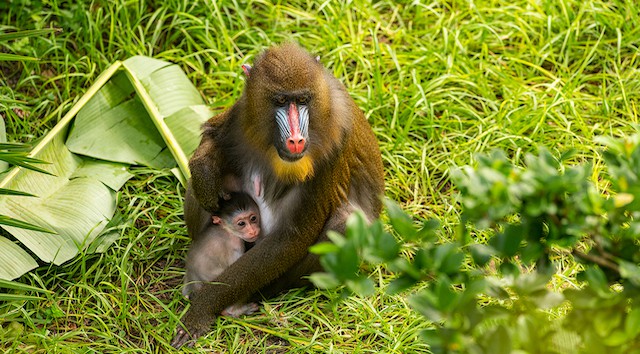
[
  {"left": 0, "top": 28, "right": 61, "bottom": 41},
  {"left": 0, "top": 53, "right": 38, "bottom": 61},
  {"left": 0, "top": 116, "right": 7, "bottom": 172},
  {"left": 0, "top": 278, "right": 51, "bottom": 293},
  {"left": 0, "top": 153, "right": 53, "bottom": 176},
  {"left": 0, "top": 142, "right": 31, "bottom": 151},
  {"left": 0, "top": 215, "right": 54, "bottom": 233},
  {"left": 0, "top": 188, "right": 36, "bottom": 197},
  {"left": 0, "top": 293, "right": 46, "bottom": 301}
]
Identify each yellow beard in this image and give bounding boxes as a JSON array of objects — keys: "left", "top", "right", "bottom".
[{"left": 268, "top": 147, "right": 315, "bottom": 183}]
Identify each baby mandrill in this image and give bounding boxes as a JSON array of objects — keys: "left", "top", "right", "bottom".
[{"left": 182, "top": 192, "right": 261, "bottom": 317}]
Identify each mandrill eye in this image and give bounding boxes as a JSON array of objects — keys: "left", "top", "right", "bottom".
[
  {"left": 274, "top": 95, "right": 287, "bottom": 106},
  {"left": 297, "top": 95, "right": 309, "bottom": 105}
]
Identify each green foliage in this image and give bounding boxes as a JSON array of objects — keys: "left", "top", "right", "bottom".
[{"left": 312, "top": 133, "right": 640, "bottom": 353}]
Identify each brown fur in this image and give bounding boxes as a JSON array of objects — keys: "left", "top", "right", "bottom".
[{"left": 172, "top": 43, "right": 384, "bottom": 348}]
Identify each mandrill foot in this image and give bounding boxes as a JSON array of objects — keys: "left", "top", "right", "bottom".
[{"left": 170, "top": 323, "right": 208, "bottom": 349}]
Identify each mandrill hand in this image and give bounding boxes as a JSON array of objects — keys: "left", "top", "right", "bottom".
[{"left": 170, "top": 312, "right": 214, "bottom": 348}]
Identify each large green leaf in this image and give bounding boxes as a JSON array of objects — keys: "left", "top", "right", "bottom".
[
  {"left": 0, "top": 56, "right": 211, "bottom": 280},
  {"left": 122, "top": 56, "right": 211, "bottom": 178},
  {"left": 66, "top": 57, "right": 211, "bottom": 180},
  {"left": 66, "top": 71, "right": 176, "bottom": 169},
  {"left": 0, "top": 130, "right": 132, "bottom": 265},
  {"left": 164, "top": 105, "right": 213, "bottom": 159},
  {"left": 0, "top": 232, "right": 38, "bottom": 280}
]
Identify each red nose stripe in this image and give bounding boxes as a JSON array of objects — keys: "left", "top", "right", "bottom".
[
  {"left": 287, "top": 102, "right": 306, "bottom": 154},
  {"left": 287, "top": 102, "right": 300, "bottom": 134}
]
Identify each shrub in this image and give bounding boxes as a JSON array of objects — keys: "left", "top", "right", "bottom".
[{"left": 311, "top": 133, "right": 640, "bottom": 354}]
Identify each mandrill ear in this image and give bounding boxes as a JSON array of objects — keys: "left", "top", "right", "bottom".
[{"left": 241, "top": 64, "right": 252, "bottom": 77}]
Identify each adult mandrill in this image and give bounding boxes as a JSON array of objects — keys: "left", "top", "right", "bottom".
[{"left": 172, "top": 43, "right": 384, "bottom": 347}]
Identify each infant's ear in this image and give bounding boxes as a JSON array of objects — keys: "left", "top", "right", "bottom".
[{"left": 212, "top": 215, "right": 222, "bottom": 225}]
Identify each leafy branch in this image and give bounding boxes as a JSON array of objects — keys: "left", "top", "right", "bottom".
[{"left": 311, "top": 132, "right": 640, "bottom": 354}]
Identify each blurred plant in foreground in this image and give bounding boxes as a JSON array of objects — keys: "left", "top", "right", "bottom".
[{"left": 311, "top": 133, "right": 640, "bottom": 354}]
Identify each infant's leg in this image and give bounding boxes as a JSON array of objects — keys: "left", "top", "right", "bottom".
[{"left": 221, "top": 302, "right": 259, "bottom": 317}]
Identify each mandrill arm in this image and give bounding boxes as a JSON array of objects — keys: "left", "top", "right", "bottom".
[
  {"left": 188, "top": 115, "right": 230, "bottom": 213},
  {"left": 171, "top": 187, "right": 332, "bottom": 348}
]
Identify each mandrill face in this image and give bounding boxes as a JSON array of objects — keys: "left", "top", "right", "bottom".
[
  {"left": 272, "top": 91, "right": 311, "bottom": 161},
  {"left": 241, "top": 43, "right": 334, "bottom": 183}
]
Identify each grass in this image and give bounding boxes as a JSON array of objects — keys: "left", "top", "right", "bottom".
[{"left": 1, "top": 0, "right": 639, "bottom": 352}]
